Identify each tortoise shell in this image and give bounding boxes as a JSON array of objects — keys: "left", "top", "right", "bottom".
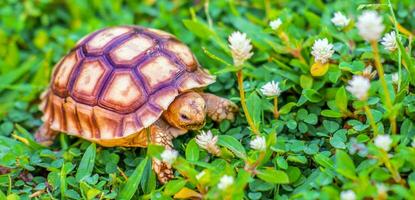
[{"left": 39, "top": 26, "right": 215, "bottom": 144}]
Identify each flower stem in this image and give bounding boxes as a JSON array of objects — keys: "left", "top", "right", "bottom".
[
  {"left": 370, "top": 41, "right": 397, "bottom": 134},
  {"left": 380, "top": 150, "right": 401, "bottom": 183},
  {"left": 364, "top": 104, "right": 378, "bottom": 136},
  {"left": 273, "top": 97, "right": 279, "bottom": 119},
  {"left": 236, "top": 70, "right": 259, "bottom": 135}
]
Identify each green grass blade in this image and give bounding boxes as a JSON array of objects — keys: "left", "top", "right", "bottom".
[
  {"left": 75, "top": 143, "right": 96, "bottom": 182},
  {"left": 117, "top": 157, "right": 149, "bottom": 200}
]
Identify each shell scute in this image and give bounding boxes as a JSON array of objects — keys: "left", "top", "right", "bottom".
[
  {"left": 109, "top": 34, "right": 156, "bottom": 66},
  {"left": 85, "top": 27, "right": 132, "bottom": 54},
  {"left": 93, "top": 106, "right": 123, "bottom": 139},
  {"left": 164, "top": 40, "right": 197, "bottom": 71},
  {"left": 99, "top": 71, "right": 146, "bottom": 113},
  {"left": 52, "top": 51, "right": 81, "bottom": 97},
  {"left": 71, "top": 58, "right": 110, "bottom": 105},
  {"left": 138, "top": 55, "right": 182, "bottom": 92}
]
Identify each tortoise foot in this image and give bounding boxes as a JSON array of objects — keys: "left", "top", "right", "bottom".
[{"left": 152, "top": 158, "right": 174, "bottom": 184}]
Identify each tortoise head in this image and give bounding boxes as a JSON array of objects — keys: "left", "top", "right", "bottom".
[{"left": 163, "top": 92, "right": 206, "bottom": 130}]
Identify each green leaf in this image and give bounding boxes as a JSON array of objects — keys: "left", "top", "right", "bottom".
[
  {"left": 117, "top": 157, "right": 148, "bottom": 200},
  {"left": 335, "top": 87, "right": 348, "bottom": 113},
  {"left": 323, "top": 120, "right": 340, "bottom": 133},
  {"left": 164, "top": 179, "right": 187, "bottom": 196},
  {"left": 339, "top": 61, "right": 365, "bottom": 74},
  {"left": 303, "top": 89, "right": 322, "bottom": 103},
  {"left": 313, "top": 153, "right": 335, "bottom": 170},
  {"left": 335, "top": 150, "right": 356, "bottom": 180},
  {"left": 279, "top": 102, "right": 297, "bottom": 115},
  {"left": 75, "top": 143, "right": 96, "bottom": 182},
  {"left": 257, "top": 168, "right": 289, "bottom": 184},
  {"left": 246, "top": 92, "right": 262, "bottom": 130},
  {"left": 182, "top": 19, "right": 214, "bottom": 39},
  {"left": 217, "top": 135, "right": 246, "bottom": 159},
  {"left": 321, "top": 110, "right": 343, "bottom": 118},
  {"left": 185, "top": 139, "right": 199, "bottom": 162},
  {"left": 300, "top": 75, "right": 313, "bottom": 89},
  {"left": 397, "top": 37, "right": 415, "bottom": 85}
]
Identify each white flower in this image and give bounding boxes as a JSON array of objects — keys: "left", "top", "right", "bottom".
[
  {"left": 196, "top": 171, "right": 206, "bottom": 180},
  {"left": 228, "top": 31, "right": 253, "bottom": 66},
  {"left": 260, "top": 81, "right": 281, "bottom": 97},
  {"left": 391, "top": 73, "right": 399, "bottom": 84},
  {"left": 356, "top": 11, "right": 385, "bottom": 41},
  {"left": 331, "top": 12, "right": 350, "bottom": 28},
  {"left": 218, "top": 175, "right": 234, "bottom": 190},
  {"left": 346, "top": 75, "right": 371, "bottom": 100},
  {"left": 340, "top": 190, "right": 356, "bottom": 200},
  {"left": 250, "top": 136, "right": 266, "bottom": 151},
  {"left": 196, "top": 130, "right": 220, "bottom": 156},
  {"left": 311, "top": 38, "right": 334, "bottom": 64},
  {"left": 381, "top": 31, "right": 397, "bottom": 52},
  {"left": 374, "top": 135, "right": 393, "bottom": 152},
  {"left": 362, "top": 65, "right": 377, "bottom": 79},
  {"left": 269, "top": 18, "right": 282, "bottom": 30},
  {"left": 160, "top": 149, "right": 178, "bottom": 165}
]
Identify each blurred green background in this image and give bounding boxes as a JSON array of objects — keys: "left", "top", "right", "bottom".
[{"left": 2, "top": 0, "right": 415, "bottom": 199}]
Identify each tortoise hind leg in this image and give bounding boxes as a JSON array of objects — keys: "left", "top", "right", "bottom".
[{"left": 35, "top": 121, "right": 58, "bottom": 146}]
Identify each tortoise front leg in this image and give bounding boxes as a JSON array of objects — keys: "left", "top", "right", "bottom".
[
  {"left": 199, "top": 93, "right": 239, "bottom": 122},
  {"left": 150, "top": 120, "right": 186, "bottom": 183}
]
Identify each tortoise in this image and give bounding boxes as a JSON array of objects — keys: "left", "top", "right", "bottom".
[{"left": 35, "top": 25, "right": 238, "bottom": 183}]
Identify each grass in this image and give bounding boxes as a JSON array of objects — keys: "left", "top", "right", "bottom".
[{"left": 1, "top": 0, "right": 415, "bottom": 199}]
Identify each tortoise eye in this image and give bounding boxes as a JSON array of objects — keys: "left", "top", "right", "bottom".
[{"left": 180, "top": 114, "right": 189, "bottom": 120}]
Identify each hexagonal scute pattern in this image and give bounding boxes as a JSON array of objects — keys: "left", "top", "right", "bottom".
[
  {"left": 42, "top": 26, "right": 218, "bottom": 141},
  {"left": 139, "top": 55, "right": 182, "bottom": 92},
  {"left": 164, "top": 40, "right": 197, "bottom": 71},
  {"left": 52, "top": 51, "right": 81, "bottom": 96},
  {"left": 71, "top": 59, "right": 109, "bottom": 104},
  {"left": 109, "top": 34, "right": 155, "bottom": 66},
  {"left": 85, "top": 27, "right": 132, "bottom": 54},
  {"left": 99, "top": 71, "right": 146, "bottom": 113}
]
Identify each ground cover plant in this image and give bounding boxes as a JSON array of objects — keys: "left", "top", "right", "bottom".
[{"left": 1, "top": 0, "right": 415, "bottom": 199}]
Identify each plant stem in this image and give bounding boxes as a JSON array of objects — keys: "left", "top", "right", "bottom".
[
  {"left": 364, "top": 104, "right": 378, "bottom": 136},
  {"left": 370, "top": 41, "right": 397, "bottom": 134},
  {"left": 236, "top": 70, "right": 260, "bottom": 135},
  {"left": 273, "top": 97, "right": 279, "bottom": 119},
  {"left": 381, "top": 150, "right": 401, "bottom": 183}
]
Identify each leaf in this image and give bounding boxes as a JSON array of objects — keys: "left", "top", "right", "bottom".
[
  {"left": 75, "top": 143, "right": 96, "bottom": 182},
  {"left": 182, "top": 19, "right": 214, "bottom": 39},
  {"left": 164, "top": 179, "right": 187, "bottom": 196},
  {"left": 257, "top": 168, "right": 289, "bottom": 184},
  {"left": 173, "top": 187, "right": 201, "bottom": 199},
  {"left": 185, "top": 139, "right": 199, "bottom": 162},
  {"left": 335, "top": 150, "right": 356, "bottom": 180},
  {"left": 310, "top": 62, "right": 329, "bottom": 77},
  {"left": 339, "top": 61, "right": 365, "bottom": 74},
  {"left": 335, "top": 87, "right": 348, "bottom": 113},
  {"left": 217, "top": 135, "right": 246, "bottom": 159},
  {"left": 302, "top": 89, "right": 322, "bottom": 103},
  {"left": 397, "top": 38, "right": 415, "bottom": 85},
  {"left": 321, "top": 110, "right": 343, "bottom": 118},
  {"left": 279, "top": 102, "right": 297, "bottom": 115},
  {"left": 117, "top": 157, "right": 148, "bottom": 200},
  {"left": 246, "top": 92, "right": 262, "bottom": 130},
  {"left": 300, "top": 75, "right": 313, "bottom": 89},
  {"left": 314, "top": 153, "right": 335, "bottom": 170}
]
